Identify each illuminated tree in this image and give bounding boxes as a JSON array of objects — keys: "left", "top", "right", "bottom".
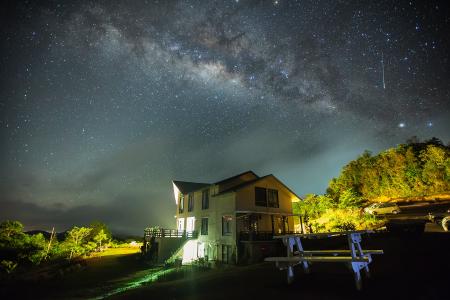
[{"left": 63, "top": 226, "right": 92, "bottom": 259}]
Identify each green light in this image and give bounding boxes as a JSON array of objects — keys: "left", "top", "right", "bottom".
[{"left": 91, "top": 267, "right": 177, "bottom": 300}]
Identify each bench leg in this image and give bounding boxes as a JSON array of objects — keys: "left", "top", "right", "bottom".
[
  {"left": 287, "top": 266, "right": 294, "bottom": 284},
  {"left": 302, "top": 261, "right": 310, "bottom": 274},
  {"left": 353, "top": 269, "right": 362, "bottom": 291},
  {"left": 350, "top": 262, "right": 367, "bottom": 290},
  {"left": 294, "top": 237, "right": 310, "bottom": 274},
  {"left": 364, "top": 264, "right": 371, "bottom": 278}
]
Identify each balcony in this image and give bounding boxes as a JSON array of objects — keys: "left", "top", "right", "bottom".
[{"left": 144, "top": 228, "right": 198, "bottom": 241}]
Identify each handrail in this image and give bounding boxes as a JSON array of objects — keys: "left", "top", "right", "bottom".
[{"left": 144, "top": 228, "right": 198, "bottom": 240}]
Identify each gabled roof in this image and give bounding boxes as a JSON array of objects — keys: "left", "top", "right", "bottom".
[
  {"left": 217, "top": 174, "right": 302, "bottom": 200},
  {"left": 172, "top": 180, "right": 210, "bottom": 194},
  {"left": 213, "top": 170, "right": 259, "bottom": 185}
]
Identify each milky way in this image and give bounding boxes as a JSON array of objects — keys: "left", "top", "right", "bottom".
[{"left": 1, "top": 0, "right": 449, "bottom": 233}]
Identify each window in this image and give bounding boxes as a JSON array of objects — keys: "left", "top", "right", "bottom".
[
  {"left": 255, "top": 187, "right": 267, "bottom": 207},
  {"left": 186, "top": 217, "right": 195, "bottom": 232},
  {"left": 179, "top": 194, "right": 184, "bottom": 213},
  {"left": 222, "top": 215, "right": 232, "bottom": 235},
  {"left": 202, "top": 190, "right": 209, "bottom": 209},
  {"left": 188, "top": 193, "right": 194, "bottom": 212},
  {"left": 255, "top": 187, "right": 279, "bottom": 207},
  {"left": 177, "top": 218, "right": 185, "bottom": 231},
  {"left": 268, "top": 189, "right": 279, "bottom": 208},
  {"left": 201, "top": 218, "right": 208, "bottom": 235}
]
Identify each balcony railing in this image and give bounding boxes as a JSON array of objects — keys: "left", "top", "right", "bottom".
[
  {"left": 238, "top": 231, "right": 296, "bottom": 241},
  {"left": 144, "top": 228, "right": 198, "bottom": 241}
]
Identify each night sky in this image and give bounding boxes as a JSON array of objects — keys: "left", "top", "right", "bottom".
[{"left": 1, "top": 0, "right": 449, "bottom": 234}]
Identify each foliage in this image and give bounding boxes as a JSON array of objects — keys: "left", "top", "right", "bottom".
[
  {"left": 337, "top": 189, "right": 363, "bottom": 208},
  {"left": 93, "top": 229, "right": 109, "bottom": 248},
  {"left": 0, "top": 221, "right": 47, "bottom": 271},
  {"left": 0, "top": 220, "right": 115, "bottom": 274},
  {"left": 293, "top": 194, "right": 335, "bottom": 218},
  {"left": 88, "top": 221, "right": 112, "bottom": 242},
  {"left": 62, "top": 226, "right": 93, "bottom": 259},
  {"left": 0, "top": 260, "right": 18, "bottom": 274},
  {"left": 327, "top": 138, "right": 450, "bottom": 200},
  {"left": 0, "top": 221, "right": 24, "bottom": 238},
  {"left": 310, "top": 208, "right": 384, "bottom": 232}
]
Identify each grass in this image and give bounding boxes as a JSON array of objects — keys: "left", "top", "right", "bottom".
[
  {"left": 87, "top": 247, "right": 141, "bottom": 258},
  {"left": 0, "top": 247, "right": 152, "bottom": 299}
]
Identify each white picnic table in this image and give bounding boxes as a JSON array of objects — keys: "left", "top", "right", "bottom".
[{"left": 264, "top": 230, "right": 383, "bottom": 290}]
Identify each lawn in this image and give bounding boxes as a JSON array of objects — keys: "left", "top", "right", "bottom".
[{"left": 0, "top": 247, "right": 154, "bottom": 299}]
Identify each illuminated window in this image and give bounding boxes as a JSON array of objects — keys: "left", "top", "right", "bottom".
[
  {"left": 202, "top": 190, "right": 209, "bottom": 209},
  {"left": 268, "top": 189, "right": 279, "bottom": 208},
  {"left": 201, "top": 218, "right": 208, "bottom": 235},
  {"left": 177, "top": 218, "right": 185, "bottom": 231},
  {"left": 179, "top": 194, "right": 184, "bottom": 213},
  {"left": 186, "top": 217, "right": 195, "bottom": 232},
  {"left": 188, "top": 193, "right": 194, "bottom": 212},
  {"left": 222, "top": 215, "right": 232, "bottom": 236},
  {"left": 255, "top": 187, "right": 267, "bottom": 206}
]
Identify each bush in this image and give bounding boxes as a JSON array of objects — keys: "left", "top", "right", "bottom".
[{"left": 311, "top": 208, "right": 385, "bottom": 232}]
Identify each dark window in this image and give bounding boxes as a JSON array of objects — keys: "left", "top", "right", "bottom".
[
  {"left": 268, "top": 189, "right": 279, "bottom": 208},
  {"left": 222, "top": 216, "right": 232, "bottom": 235},
  {"left": 201, "top": 218, "right": 208, "bottom": 235},
  {"left": 202, "top": 190, "right": 209, "bottom": 209},
  {"left": 188, "top": 193, "right": 194, "bottom": 212},
  {"left": 179, "top": 194, "right": 184, "bottom": 213},
  {"left": 255, "top": 187, "right": 267, "bottom": 206}
]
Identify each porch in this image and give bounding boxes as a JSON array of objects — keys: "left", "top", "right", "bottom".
[{"left": 236, "top": 211, "right": 301, "bottom": 241}]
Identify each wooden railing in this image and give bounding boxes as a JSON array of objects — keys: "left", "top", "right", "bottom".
[{"left": 144, "top": 228, "right": 198, "bottom": 241}]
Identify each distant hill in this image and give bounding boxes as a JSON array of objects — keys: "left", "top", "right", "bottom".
[{"left": 327, "top": 137, "right": 450, "bottom": 201}]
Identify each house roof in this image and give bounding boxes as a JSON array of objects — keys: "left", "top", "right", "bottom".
[
  {"left": 213, "top": 170, "right": 259, "bottom": 185},
  {"left": 216, "top": 174, "right": 302, "bottom": 200},
  {"left": 172, "top": 180, "right": 210, "bottom": 194}
]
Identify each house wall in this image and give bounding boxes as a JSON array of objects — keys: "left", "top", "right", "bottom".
[
  {"left": 235, "top": 176, "right": 298, "bottom": 231},
  {"left": 175, "top": 187, "right": 237, "bottom": 263},
  {"left": 235, "top": 176, "right": 296, "bottom": 212}
]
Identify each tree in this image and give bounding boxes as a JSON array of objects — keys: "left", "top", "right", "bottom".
[
  {"left": 93, "top": 229, "right": 108, "bottom": 250},
  {"left": 0, "top": 221, "right": 24, "bottom": 238},
  {"left": 327, "top": 140, "right": 450, "bottom": 201},
  {"left": 63, "top": 227, "right": 92, "bottom": 259},
  {"left": 88, "top": 221, "right": 112, "bottom": 242}
]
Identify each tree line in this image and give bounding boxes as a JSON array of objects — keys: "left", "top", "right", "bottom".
[
  {"left": 0, "top": 220, "right": 112, "bottom": 274},
  {"left": 293, "top": 137, "right": 449, "bottom": 233},
  {"left": 327, "top": 137, "right": 450, "bottom": 201}
]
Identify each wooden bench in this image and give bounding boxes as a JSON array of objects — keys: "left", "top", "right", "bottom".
[{"left": 264, "top": 231, "right": 384, "bottom": 290}]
